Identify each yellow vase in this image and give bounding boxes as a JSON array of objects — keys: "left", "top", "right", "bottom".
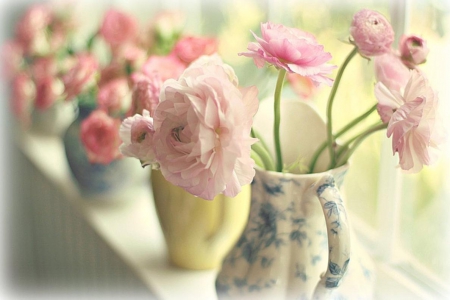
[{"left": 151, "top": 169, "right": 251, "bottom": 270}]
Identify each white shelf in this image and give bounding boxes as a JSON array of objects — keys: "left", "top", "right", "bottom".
[{"left": 13, "top": 128, "right": 218, "bottom": 300}]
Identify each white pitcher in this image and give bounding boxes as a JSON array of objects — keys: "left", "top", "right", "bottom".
[{"left": 215, "top": 99, "right": 375, "bottom": 299}]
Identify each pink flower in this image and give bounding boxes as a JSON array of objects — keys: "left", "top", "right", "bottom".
[
  {"left": 141, "top": 55, "right": 185, "bottom": 82},
  {"left": 189, "top": 54, "right": 239, "bottom": 86},
  {"left": 80, "top": 110, "right": 122, "bottom": 165},
  {"left": 399, "top": 35, "right": 429, "bottom": 69},
  {"left": 350, "top": 9, "right": 395, "bottom": 57},
  {"left": 374, "top": 52, "right": 410, "bottom": 95},
  {"left": 11, "top": 72, "right": 35, "bottom": 127},
  {"left": 98, "top": 63, "right": 126, "bottom": 87},
  {"left": 239, "top": 22, "right": 335, "bottom": 86},
  {"left": 128, "top": 72, "right": 162, "bottom": 116},
  {"left": 97, "top": 77, "right": 131, "bottom": 115},
  {"left": 153, "top": 56, "right": 259, "bottom": 200},
  {"left": 119, "top": 110, "right": 157, "bottom": 167},
  {"left": 172, "top": 36, "right": 218, "bottom": 64},
  {"left": 100, "top": 9, "right": 138, "bottom": 48},
  {"left": 15, "top": 4, "right": 52, "bottom": 53},
  {"left": 31, "top": 56, "right": 57, "bottom": 79},
  {"left": 34, "top": 76, "right": 64, "bottom": 110},
  {"left": 374, "top": 70, "right": 445, "bottom": 172},
  {"left": 62, "top": 53, "right": 99, "bottom": 101}
]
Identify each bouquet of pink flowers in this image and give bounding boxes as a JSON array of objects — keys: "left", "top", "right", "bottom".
[
  {"left": 61, "top": 8, "right": 218, "bottom": 166},
  {"left": 2, "top": 3, "right": 77, "bottom": 127},
  {"left": 119, "top": 8, "right": 446, "bottom": 201},
  {"left": 243, "top": 8, "right": 446, "bottom": 174}
]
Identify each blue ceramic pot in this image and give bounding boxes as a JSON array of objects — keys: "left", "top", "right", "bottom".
[{"left": 63, "top": 104, "right": 137, "bottom": 197}]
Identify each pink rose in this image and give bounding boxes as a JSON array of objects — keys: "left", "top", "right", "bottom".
[
  {"left": 62, "top": 53, "right": 99, "bottom": 101},
  {"left": 80, "top": 110, "right": 122, "bottom": 165},
  {"left": 350, "top": 9, "right": 395, "bottom": 57},
  {"left": 119, "top": 110, "right": 157, "bottom": 167},
  {"left": 99, "top": 9, "right": 138, "bottom": 48},
  {"left": 172, "top": 36, "right": 218, "bottom": 64},
  {"left": 98, "top": 63, "right": 126, "bottom": 87},
  {"left": 374, "top": 70, "right": 446, "bottom": 172},
  {"left": 46, "top": 12, "right": 76, "bottom": 53},
  {"left": 15, "top": 4, "right": 52, "bottom": 53},
  {"left": 34, "top": 76, "right": 64, "bottom": 110},
  {"left": 97, "top": 77, "right": 131, "bottom": 115},
  {"left": 153, "top": 56, "right": 259, "bottom": 200},
  {"left": 11, "top": 72, "right": 35, "bottom": 127},
  {"left": 128, "top": 72, "right": 162, "bottom": 116},
  {"left": 399, "top": 35, "right": 429, "bottom": 69},
  {"left": 141, "top": 54, "right": 185, "bottom": 82},
  {"left": 239, "top": 22, "right": 335, "bottom": 86},
  {"left": 31, "top": 56, "right": 57, "bottom": 79},
  {"left": 374, "top": 52, "right": 410, "bottom": 96}
]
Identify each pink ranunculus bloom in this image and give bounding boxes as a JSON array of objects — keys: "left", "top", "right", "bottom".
[
  {"left": 34, "top": 76, "right": 64, "bottom": 111},
  {"left": 374, "top": 69, "right": 446, "bottom": 173},
  {"left": 97, "top": 77, "right": 131, "bottom": 115},
  {"left": 374, "top": 51, "right": 410, "bottom": 96},
  {"left": 11, "top": 72, "right": 36, "bottom": 127},
  {"left": 128, "top": 72, "right": 162, "bottom": 117},
  {"left": 399, "top": 35, "right": 429, "bottom": 69},
  {"left": 239, "top": 22, "right": 336, "bottom": 86},
  {"left": 62, "top": 53, "right": 99, "bottom": 101},
  {"left": 189, "top": 54, "right": 239, "bottom": 86},
  {"left": 287, "top": 73, "right": 317, "bottom": 100},
  {"left": 153, "top": 56, "right": 259, "bottom": 200},
  {"left": 350, "top": 9, "right": 395, "bottom": 57},
  {"left": 119, "top": 109, "right": 157, "bottom": 167},
  {"left": 141, "top": 54, "right": 185, "bottom": 82},
  {"left": 15, "top": 4, "right": 52, "bottom": 53},
  {"left": 99, "top": 9, "right": 138, "bottom": 48},
  {"left": 172, "top": 36, "right": 218, "bottom": 64},
  {"left": 80, "top": 110, "right": 123, "bottom": 165}
]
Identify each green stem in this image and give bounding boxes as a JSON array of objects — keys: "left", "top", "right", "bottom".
[
  {"left": 335, "top": 122, "right": 388, "bottom": 167},
  {"left": 251, "top": 128, "right": 271, "bottom": 156},
  {"left": 308, "top": 102, "right": 378, "bottom": 173},
  {"left": 274, "top": 69, "right": 287, "bottom": 172},
  {"left": 251, "top": 142, "right": 276, "bottom": 171},
  {"left": 326, "top": 47, "right": 358, "bottom": 169},
  {"left": 251, "top": 149, "right": 265, "bottom": 169}
]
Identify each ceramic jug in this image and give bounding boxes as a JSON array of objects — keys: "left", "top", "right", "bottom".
[
  {"left": 215, "top": 99, "right": 375, "bottom": 299},
  {"left": 151, "top": 169, "right": 251, "bottom": 270}
]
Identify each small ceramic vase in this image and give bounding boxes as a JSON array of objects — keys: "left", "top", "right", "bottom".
[
  {"left": 63, "top": 104, "right": 142, "bottom": 198},
  {"left": 151, "top": 169, "right": 251, "bottom": 270}
]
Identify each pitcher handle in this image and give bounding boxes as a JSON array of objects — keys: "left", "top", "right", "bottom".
[{"left": 312, "top": 175, "right": 351, "bottom": 300}]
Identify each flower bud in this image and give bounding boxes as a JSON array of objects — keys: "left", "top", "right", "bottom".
[
  {"left": 399, "top": 35, "right": 429, "bottom": 68},
  {"left": 350, "top": 9, "right": 395, "bottom": 57}
]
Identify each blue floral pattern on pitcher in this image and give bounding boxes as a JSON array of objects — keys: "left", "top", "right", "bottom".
[{"left": 215, "top": 165, "right": 375, "bottom": 300}]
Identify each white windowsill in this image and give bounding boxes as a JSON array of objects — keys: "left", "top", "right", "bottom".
[{"left": 12, "top": 128, "right": 218, "bottom": 300}]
